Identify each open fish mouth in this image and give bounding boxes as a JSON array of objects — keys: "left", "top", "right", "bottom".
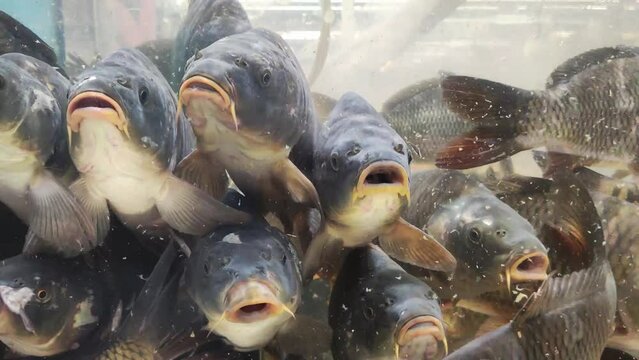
[
  {"left": 356, "top": 161, "right": 409, "bottom": 198},
  {"left": 505, "top": 251, "right": 550, "bottom": 290},
  {"left": 221, "top": 280, "right": 294, "bottom": 324},
  {"left": 396, "top": 315, "right": 448, "bottom": 358},
  {"left": 179, "top": 75, "right": 239, "bottom": 131},
  {"left": 67, "top": 91, "right": 129, "bottom": 138}
]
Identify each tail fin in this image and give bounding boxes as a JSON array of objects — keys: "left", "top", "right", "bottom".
[{"left": 436, "top": 75, "right": 536, "bottom": 169}]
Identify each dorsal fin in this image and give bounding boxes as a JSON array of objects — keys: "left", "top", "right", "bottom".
[
  {"left": 513, "top": 261, "right": 611, "bottom": 325},
  {"left": 382, "top": 77, "right": 442, "bottom": 116},
  {"left": 546, "top": 46, "right": 639, "bottom": 88}
]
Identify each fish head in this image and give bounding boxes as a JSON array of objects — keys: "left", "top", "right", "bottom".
[
  {"left": 315, "top": 92, "right": 411, "bottom": 227},
  {"left": 0, "top": 55, "right": 61, "bottom": 158},
  {"left": 432, "top": 194, "right": 549, "bottom": 294},
  {"left": 179, "top": 28, "right": 312, "bottom": 154},
  {"left": 184, "top": 223, "right": 302, "bottom": 350},
  {"left": 67, "top": 49, "right": 177, "bottom": 172},
  {"left": 330, "top": 246, "right": 447, "bottom": 359},
  {"left": 0, "top": 255, "right": 105, "bottom": 356}
]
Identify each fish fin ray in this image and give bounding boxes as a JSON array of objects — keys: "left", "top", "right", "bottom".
[
  {"left": 302, "top": 226, "right": 335, "bottom": 282},
  {"left": 274, "top": 159, "right": 321, "bottom": 210},
  {"left": 175, "top": 149, "right": 228, "bottom": 200},
  {"left": 381, "top": 77, "right": 443, "bottom": 116},
  {"left": 156, "top": 174, "right": 250, "bottom": 235},
  {"left": 24, "top": 171, "right": 98, "bottom": 257},
  {"left": 379, "top": 218, "right": 456, "bottom": 272},
  {"left": 69, "top": 177, "right": 110, "bottom": 244}
]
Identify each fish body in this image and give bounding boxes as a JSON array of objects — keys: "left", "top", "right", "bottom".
[
  {"left": 67, "top": 48, "right": 248, "bottom": 248},
  {"left": 171, "top": 0, "right": 251, "bottom": 90},
  {"left": 178, "top": 28, "right": 319, "bottom": 235},
  {"left": 436, "top": 46, "right": 639, "bottom": 169},
  {"left": 329, "top": 245, "right": 447, "bottom": 360},
  {"left": 382, "top": 78, "right": 473, "bottom": 162},
  {"left": 0, "top": 52, "right": 96, "bottom": 256},
  {"left": 304, "top": 92, "right": 456, "bottom": 280},
  {"left": 403, "top": 169, "right": 549, "bottom": 299},
  {"left": 182, "top": 220, "right": 302, "bottom": 351}
]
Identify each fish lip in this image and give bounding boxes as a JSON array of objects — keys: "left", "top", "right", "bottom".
[
  {"left": 66, "top": 91, "right": 129, "bottom": 138},
  {"left": 396, "top": 315, "right": 447, "bottom": 354},
  {"left": 223, "top": 280, "right": 293, "bottom": 324},
  {"left": 355, "top": 161, "right": 409, "bottom": 198},
  {"left": 178, "top": 75, "right": 239, "bottom": 131},
  {"left": 507, "top": 251, "right": 550, "bottom": 285}
]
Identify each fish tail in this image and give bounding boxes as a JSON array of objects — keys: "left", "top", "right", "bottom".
[{"left": 436, "top": 75, "right": 537, "bottom": 169}]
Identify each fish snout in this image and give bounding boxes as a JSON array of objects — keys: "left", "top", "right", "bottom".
[
  {"left": 357, "top": 161, "right": 409, "bottom": 197},
  {"left": 507, "top": 251, "right": 550, "bottom": 286},
  {"left": 67, "top": 91, "right": 129, "bottom": 138},
  {"left": 178, "top": 75, "right": 238, "bottom": 131},
  {"left": 397, "top": 315, "right": 448, "bottom": 358},
  {"left": 224, "top": 280, "right": 294, "bottom": 324}
]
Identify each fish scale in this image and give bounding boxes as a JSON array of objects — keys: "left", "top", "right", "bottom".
[{"left": 96, "top": 341, "right": 154, "bottom": 360}]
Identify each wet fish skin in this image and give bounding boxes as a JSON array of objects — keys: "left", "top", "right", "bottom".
[
  {"left": 171, "top": 0, "right": 251, "bottom": 90},
  {"left": 0, "top": 254, "right": 109, "bottom": 357},
  {"left": 403, "top": 169, "right": 548, "bottom": 299},
  {"left": 304, "top": 92, "right": 456, "bottom": 280},
  {"left": 382, "top": 78, "right": 474, "bottom": 162},
  {"left": 444, "top": 260, "right": 617, "bottom": 360},
  {"left": 330, "top": 245, "right": 447, "bottom": 360},
  {"left": 436, "top": 46, "right": 639, "bottom": 169},
  {"left": 67, "top": 48, "right": 248, "bottom": 248},
  {"left": 182, "top": 220, "right": 302, "bottom": 351}
]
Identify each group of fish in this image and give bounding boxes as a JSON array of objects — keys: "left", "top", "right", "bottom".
[{"left": 0, "top": 0, "right": 636, "bottom": 359}]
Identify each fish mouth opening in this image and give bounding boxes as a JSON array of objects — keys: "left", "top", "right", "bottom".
[
  {"left": 67, "top": 91, "right": 129, "bottom": 138},
  {"left": 178, "top": 75, "right": 239, "bottom": 131},
  {"left": 357, "top": 161, "right": 409, "bottom": 196},
  {"left": 223, "top": 281, "right": 294, "bottom": 324},
  {"left": 396, "top": 315, "right": 448, "bottom": 356},
  {"left": 507, "top": 251, "right": 549, "bottom": 287}
]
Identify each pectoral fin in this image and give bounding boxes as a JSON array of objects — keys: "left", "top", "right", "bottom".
[
  {"left": 379, "top": 218, "right": 456, "bottom": 272},
  {"left": 276, "top": 314, "right": 332, "bottom": 356},
  {"left": 302, "top": 226, "right": 341, "bottom": 283},
  {"left": 69, "top": 177, "right": 110, "bottom": 244},
  {"left": 24, "top": 171, "right": 98, "bottom": 257},
  {"left": 175, "top": 149, "right": 229, "bottom": 200},
  {"left": 274, "top": 159, "right": 321, "bottom": 210},
  {"left": 156, "top": 174, "right": 250, "bottom": 236}
]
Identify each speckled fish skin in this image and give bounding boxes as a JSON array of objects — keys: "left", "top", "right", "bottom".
[
  {"left": 0, "top": 254, "right": 109, "bottom": 357},
  {"left": 402, "top": 169, "right": 548, "bottom": 299},
  {"left": 436, "top": 46, "right": 639, "bottom": 170},
  {"left": 329, "top": 245, "right": 446, "bottom": 360},
  {"left": 171, "top": 0, "right": 251, "bottom": 90},
  {"left": 95, "top": 341, "right": 155, "bottom": 360},
  {"left": 444, "top": 260, "right": 617, "bottom": 360},
  {"left": 381, "top": 78, "right": 473, "bottom": 162}
]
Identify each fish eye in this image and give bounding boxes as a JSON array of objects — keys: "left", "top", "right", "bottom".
[
  {"left": 0, "top": 75, "right": 6, "bottom": 89},
  {"left": 330, "top": 152, "right": 340, "bottom": 171},
  {"left": 469, "top": 227, "right": 481, "bottom": 244},
  {"left": 36, "top": 289, "right": 50, "bottom": 303},
  {"left": 116, "top": 78, "right": 130, "bottom": 88},
  {"left": 194, "top": 50, "right": 203, "bottom": 61},
  {"left": 394, "top": 143, "right": 405, "bottom": 155},
  {"left": 139, "top": 86, "right": 149, "bottom": 105},
  {"left": 363, "top": 307, "right": 375, "bottom": 320},
  {"left": 234, "top": 57, "right": 248, "bottom": 68},
  {"left": 261, "top": 70, "right": 271, "bottom": 87},
  {"left": 496, "top": 229, "right": 507, "bottom": 238},
  {"left": 346, "top": 145, "right": 361, "bottom": 157}
]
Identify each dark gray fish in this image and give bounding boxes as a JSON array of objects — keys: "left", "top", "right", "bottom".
[
  {"left": 444, "top": 259, "right": 617, "bottom": 360},
  {"left": 171, "top": 0, "right": 252, "bottom": 90},
  {"left": 382, "top": 78, "right": 473, "bottom": 162},
  {"left": 182, "top": 220, "right": 302, "bottom": 351},
  {"left": 436, "top": 46, "right": 639, "bottom": 169},
  {"left": 330, "top": 245, "right": 447, "bottom": 360},
  {"left": 0, "top": 53, "right": 96, "bottom": 257},
  {"left": 402, "top": 169, "right": 549, "bottom": 300},
  {"left": 177, "top": 28, "right": 320, "bottom": 232},
  {"left": 0, "top": 255, "right": 110, "bottom": 357},
  {"left": 305, "top": 92, "right": 456, "bottom": 281},
  {"left": 0, "top": 11, "right": 66, "bottom": 76},
  {"left": 66, "top": 48, "right": 249, "bottom": 248}
]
